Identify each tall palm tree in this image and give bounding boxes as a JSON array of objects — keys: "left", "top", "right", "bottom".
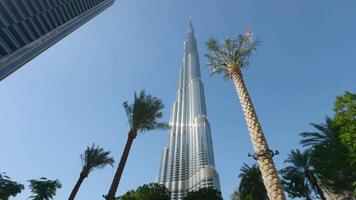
[
  {"left": 282, "top": 149, "right": 326, "bottom": 200},
  {"left": 205, "top": 30, "right": 285, "bottom": 199},
  {"left": 0, "top": 172, "right": 24, "bottom": 200},
  {"left": 68, "top": 144, "right": 114, "bottom": 200},
  {"left": 238, "top": 163, "right": 268, "bottom": 200},
  {"left": 105, "top": 90, "right": 168, "bottom": 200},
  {"left": 28, "top": 178, "right": 62, "bottom": 200}
]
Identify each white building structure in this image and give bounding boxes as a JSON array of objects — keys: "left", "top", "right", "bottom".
[{"left": 158, "top": 21, "right": 221, "bottom": 200}]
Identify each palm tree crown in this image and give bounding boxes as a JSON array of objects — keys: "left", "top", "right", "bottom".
[
  {"left": 0, "top": 172, "right": 24, "bottom": 199},
  {"left": 81, "top": 144, "right": 115, "bottom": 174},
  {"left": 238, "top": 163, "right": 268, "bottom": 200},
  {"left": 205, "top": 30, "right": 260, "bottom": 79},
  {"left": 300, "top": 117, "right": 338, "bottom": 147},
  {"left": 123, "top": 90, "right": 168, "bottom": 133},
  {"left": 285, "top": 149, "right": 313, "bottom": 171},
  {"left": 282, "top": 149, "right": 326, "bottom": 200},
  {"left": 28, "top": 178, "right": 61, "bottom": 200}
]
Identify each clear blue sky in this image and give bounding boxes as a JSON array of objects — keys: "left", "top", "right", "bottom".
[{"left": 1, "top": 0, "right": 355, "bottom": 199}]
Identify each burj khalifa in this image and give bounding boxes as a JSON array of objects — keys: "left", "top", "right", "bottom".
[{"left": 158, "top": 21, "right": 221, "bottom": 200}]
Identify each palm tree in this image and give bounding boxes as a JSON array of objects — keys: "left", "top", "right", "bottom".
[
  {"left": 68, "top": 144, "right": 114, "bottom": 200},
  {"left": 238, "top": 163, "right": 268, "bottom": 200},
  {"left": 105, "top": 90, "right": 168, "bottom": 200},
  {"left": 300, "top": 117, "right": 337, "bottom": 148},
  {"left": 28, "top": 178, "right": 62, "bottom": 200},
  {"left": 205, "top": 30, "right": 285, "bottom": 199},
  {"left": 0, "top": 172, "right": 24, "bottom": 200},
  {"left": 282, "top": 149, "right": 326, "bottom": 200},
  {"left": 280, "top": 164, "right": 312, "bottom": 200},
  {"left": 300, "top": 118, "right": 355, "bottom": 196}
]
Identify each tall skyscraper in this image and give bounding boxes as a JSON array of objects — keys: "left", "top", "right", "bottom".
[
  {"left": 158, "top": 21, "right": 221, "bottom": 200},
  {"left": 0, "top": 0, "right": 115, "bottom": 81}
]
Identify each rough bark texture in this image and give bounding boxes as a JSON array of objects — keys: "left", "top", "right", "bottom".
[
  {"left": 106, "top": 129, "right": 136, "bottom": 200},
  {"left": 68, "top": 170, "right": 88, "bottom": 200},
  {"left": 230, "top": 68, "right": 286, "bottom": 200}
]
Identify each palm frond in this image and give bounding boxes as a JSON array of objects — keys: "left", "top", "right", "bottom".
[
  {"left": 300, "top": 118, "right": 337, "bottom": 147},
  {"left": 123, "top": 90, "right": 168, "bottom": 133},
  {"left": 205, "top": 29, "right": 260, "bottom": 80},
  {"left": 123, "top": 101, "right": 134, "bottom": 129},
  {"left": 80, "top": 144, "right": 114, "bottom": 173},
  {"left": 238, "top": 163, "right": 268, "bottom": 200},
  {"left": 28, "top": 178, "right": 61, "bottom": 200}
]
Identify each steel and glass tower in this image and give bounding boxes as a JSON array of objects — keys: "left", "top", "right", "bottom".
[
  {"left": 158, "top": 21, "right": 221, "bottom": 200},
  {"left": 0, "top": 0, "right": 115, "bottom": 81}
]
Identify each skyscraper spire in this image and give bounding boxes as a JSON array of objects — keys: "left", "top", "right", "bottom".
[
  {"left": 188, "top": 17, "right": 193, "bottom": 32},
  {"left": 158, "top": 21, "right": 220, "bottom": 200}
]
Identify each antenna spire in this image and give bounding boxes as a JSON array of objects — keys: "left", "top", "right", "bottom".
[{"left": 188, "top": 17, "right": 193, "bottom": 32}]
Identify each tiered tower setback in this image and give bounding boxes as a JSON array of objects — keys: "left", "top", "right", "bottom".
[{"left": 158, "top": 21, "right": 221, "bottom": 200}]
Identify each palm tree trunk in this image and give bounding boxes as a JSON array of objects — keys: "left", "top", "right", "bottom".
[
  {"left": 306, "top": 172, "right": 326, "bottom": 200},
  {"left": 68, "top": 171, "right": 87, "bottom": 200},
  {"left": 305, "top": 194, "right": 311, "bottom": 200},
  {"left": 106, "top": 130, "right": 136, "bottom": 200},
  {"left": 230, "top": 68, "right": 286, "bottom": 200}
]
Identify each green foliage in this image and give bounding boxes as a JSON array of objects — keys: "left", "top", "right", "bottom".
[
  {"left": 117, "top": 183, "right": 170, "bottom": 200},
  {"left": 123, "top": 90, "right": 168, "bottom": 132},
  {"left": 300, "top": 119, "right": 355, "bottom": 193},
  {"left": 279, "top": 150, "right": 313, "bottom": 199},
  {"left": 184, "top": 187, "right": 222, "bottom": 200},
  {"left": 230, "top": 190, "right": 241, "bottom": 200},
  {"left": 237, "top": 163, "right": 268, "bottom": 200},
  {"left": 332, "top": 91, "right": 356, "bottom": 165},
  {"left": 81, "top": 144, "right": 114, "bottom": 174},
  {"left": 244, "top": 194, "right": 253, "bottom": 200},
  {"left": 28, "top": 178, "right": 61, "bottom": 200},
  {"left": 299, "top": 91, "right": 356, "bottom": 196},
  {"left": 0, "top": 172, "right": 24, "bottom": 200},
  {"left": 205, "top": 30, "right": 260, "bottom": 80}
]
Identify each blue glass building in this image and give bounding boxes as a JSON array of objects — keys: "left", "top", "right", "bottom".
[{"left": 0, "top": 0, "right": 114, "bottom": 81}]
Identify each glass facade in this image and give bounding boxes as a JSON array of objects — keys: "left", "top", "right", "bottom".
[
  {"left": 0, "top": 0, "right": 115, "bottom": 81},
  {"left": 158, "top": 21, "right": 221, "bottom": 200}
]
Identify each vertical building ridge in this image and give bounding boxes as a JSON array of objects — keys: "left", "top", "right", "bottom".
[{"left": 158, "top": 21, "right": 220, "bottom": 200}]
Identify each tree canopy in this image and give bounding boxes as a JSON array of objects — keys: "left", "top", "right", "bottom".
[
  {"left": 237, "top": 163, "right": 268, "bottom": 200},
  {"left": 0, "top": 172, "right": 24, "bottom": 200},
  {"left": 81, "top": 144, "right": 114, "bottom": 175},
  {"left": 205, "top": 30, "right": 260, "bottom": 80},
  {"left": 295, "top": 91, "right": 356, "bottom": 197},
  {"left": 117, "top": 183, "right": 170, "bottom": 200},
  {"left": 28, "top": 178, "right": 62, "bottom": 200},
  {"left": 123, "top": 90, "right": 168, "bottom": 133},
  {"left": 332, "top": 91, "right": 356, "bottom": 165},
  {"left": 184, "top": 187, "right": 222, "bottom": 200}
]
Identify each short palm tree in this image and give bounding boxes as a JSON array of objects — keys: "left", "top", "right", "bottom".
[
  {"left": 205, "top": 30, "right": 285, "bottom": 199},
  {"left": 238, "top": 163, "right": 268, "bottom": 200},
  {"left": 68, "top": 144, "right": 114, "bottom": 200},
  {"left": 280, "top": 163, "right": 312, "bottom": 199},
  {"left": 282, "top": 149, "right": 326, "bottom": 200},
  {"left": 28, "top": 178, "right": 62, "bottom": 200},
  {"left": 105, "top": 90, "right": 168, "bottom": 200},
  {"left": 0, "top": 172, "right": 24, "bottom": 200}
]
